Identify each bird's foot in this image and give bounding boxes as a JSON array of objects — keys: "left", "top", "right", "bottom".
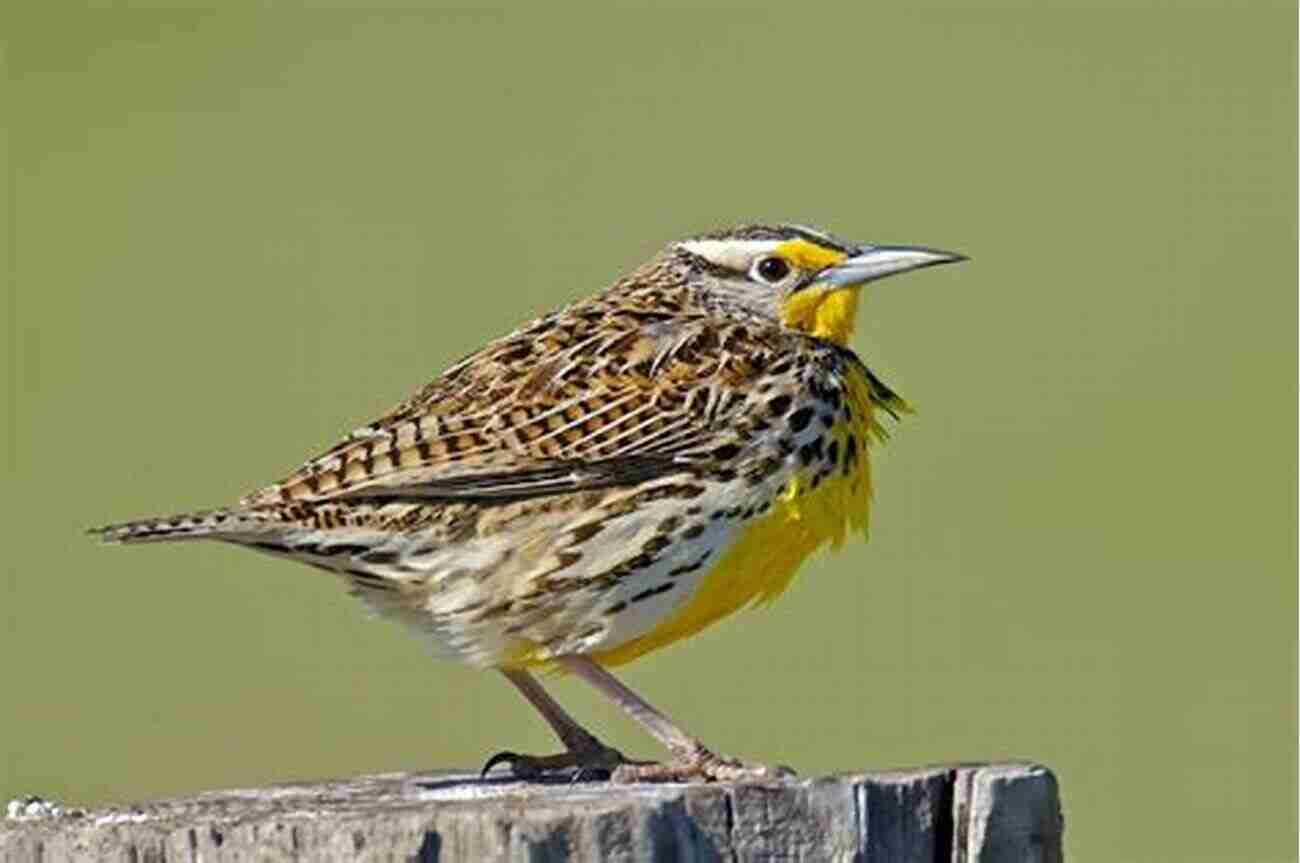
[
  {"left": 610, "top": 745, "right": 796, "bottom": 784},
  {"left": 481, "top": 740, "right": 633, "bottom": 783}
]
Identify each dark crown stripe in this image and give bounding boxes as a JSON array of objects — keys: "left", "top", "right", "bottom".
[{"left": 689, "top": 223, "right": 857, "bottom": 254}]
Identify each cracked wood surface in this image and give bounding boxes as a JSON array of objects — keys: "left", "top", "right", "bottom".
[{"left": 1, "top": 762, "right": 1062, "bottom": 862}]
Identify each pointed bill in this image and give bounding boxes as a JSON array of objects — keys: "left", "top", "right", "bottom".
[{"left": 818, "top": 245, "right": 967, "bottom": 287}]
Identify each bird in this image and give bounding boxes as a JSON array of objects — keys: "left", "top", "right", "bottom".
[{"left": 93, "top": 223, "right": 965, "bottom": 783}]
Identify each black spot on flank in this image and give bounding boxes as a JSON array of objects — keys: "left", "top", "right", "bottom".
[
  {"left": 799, "top": 438, "right": 824, "bottom": 467},
  {"left": 668, "top": 551, "right": 712, "bottom": 577},
  {"left": 615, "top": 553, "right": 654, "bottom": 576},
  {"left": 362, "top": 549, "right": 402, "bottom": 565},
  {"left": 450, "top": 598, "right": 485, "bottom": 615},
  {"left": 681, "top": 523, "right": 706, "bottom": 540},
  {"left": 710, "top": 510, "right": 726, "bottom": 520},
  {"left": 767, "top": 394, "right": 793, "bottom": 416},
  {"left": 570, "top": 522, "right": 604, "bottom": 543},
  {"left": 788, "top": 406, "right": 815, "bottom": 433},
  {"left": 642, "top": 535, "right": 672, "bottom": 555},
  {"left": 606, "top": 601, "right": 628, "bottom": 615},
  {"left": 630, "top": 583, "right": 675, "bottom": 604},
  {"left": 658, "top": 516, "right": 683, "bottom": 533},
  {"left": 712, "top": 443, "right": 742, "bottom": 461},
  {"left": 323, "top": 543, "right": 372, "bottom": 557},
  {"left": 820, "top": 413, "right": 835, "bottom": 428},
  {"left": 574, "top": 623, "right": 605, "bottom": 643},
  {"left": 827, "top": 440, "right": 840, "bottom": 466}
]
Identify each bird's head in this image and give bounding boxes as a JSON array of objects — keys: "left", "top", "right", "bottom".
[{"left": 666, "top": 224, "right": 966, "bottom": 345}]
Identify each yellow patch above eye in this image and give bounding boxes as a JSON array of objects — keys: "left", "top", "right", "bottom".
[
  {"left": 774, "top": 239, "right": 860, "bottom": 344},
  {"left": 773, "top": 238, "right": 848, "bottom": 271}
]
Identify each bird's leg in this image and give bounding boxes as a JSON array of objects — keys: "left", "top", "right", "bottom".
[
  {"left": 558, "top": 655, "right": 795, "bottom": 784},
  {"left": 481, "top": 668, "right": 629, "bottom": 781},
  {"left": 500, "top": 667, "right": 611, "bottom": 754}
]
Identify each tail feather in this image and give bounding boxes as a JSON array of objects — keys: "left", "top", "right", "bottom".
[{"left": 90, "top": 508, "right": 268, "bottom": 544}]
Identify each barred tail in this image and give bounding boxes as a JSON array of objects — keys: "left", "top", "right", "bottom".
[{"left": 90, "top": 508, "right": 267, "bottom": 544}]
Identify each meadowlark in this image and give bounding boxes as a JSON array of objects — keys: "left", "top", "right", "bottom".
[{"left": 94, "top": 224, "right": 964, "bottom": 782}]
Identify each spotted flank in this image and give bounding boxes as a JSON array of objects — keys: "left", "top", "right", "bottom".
[{"left": 94, "top": 222, "right": 965, "bottom": 671}]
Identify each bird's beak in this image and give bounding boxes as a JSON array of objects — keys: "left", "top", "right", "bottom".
[{"left": 817, "top": 245, "right": 967, "bottom": 287}]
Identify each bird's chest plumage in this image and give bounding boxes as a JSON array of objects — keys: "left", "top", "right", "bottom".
[{"left": 587, "top": 357, "right": 882, "bottom": 666}]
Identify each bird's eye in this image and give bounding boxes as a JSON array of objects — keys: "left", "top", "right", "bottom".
[{"left": 754, "top": 256, "right": 791, "bottom": 284}]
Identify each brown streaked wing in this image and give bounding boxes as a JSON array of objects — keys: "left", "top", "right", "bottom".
[{"left": 240, "top": 307, "right": 785, "bottom": 508}]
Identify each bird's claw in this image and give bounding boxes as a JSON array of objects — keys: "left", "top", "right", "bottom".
[
  {"left": 480, "top": 744, "right": 630, "bottom": 783},
  {"left": 480, "top": 750, "right": 523, "bottom": 779}
]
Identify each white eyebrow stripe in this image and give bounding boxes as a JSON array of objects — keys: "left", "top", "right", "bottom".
[{"left": 676, "top": 239, "right": 782, "bottom": 271}]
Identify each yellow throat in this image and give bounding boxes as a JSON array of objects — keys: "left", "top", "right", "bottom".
[
  {"left": 772, "top": 238, "right": 861, "bottom": 345},
  {"left": 779, "top": 285, "right": 862, "bottom": 345}
]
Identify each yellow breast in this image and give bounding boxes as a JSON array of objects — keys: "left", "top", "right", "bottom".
[{"left": 589, "top": 364, "right": 882, "bottom": 667}]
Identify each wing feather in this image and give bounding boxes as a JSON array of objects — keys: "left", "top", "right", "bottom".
[
  {"left": 240, "top": 306, "right": 786, "bottom": 508},
  {"left": 334, "top": 454, "right": 684, "bottom": 503}
]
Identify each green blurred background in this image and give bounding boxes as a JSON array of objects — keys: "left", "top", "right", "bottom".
[{"left": 3, "top": 5, "right": 1295, "bottom": 860}]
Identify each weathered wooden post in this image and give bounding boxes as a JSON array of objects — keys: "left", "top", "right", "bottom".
[{"left": 2, "top": 762, "right": 1062, "bottom": 861}]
